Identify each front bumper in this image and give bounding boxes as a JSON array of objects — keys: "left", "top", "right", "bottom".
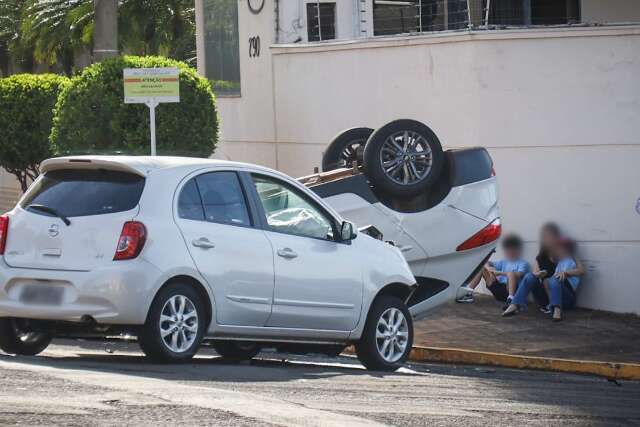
[{"left": 0, "top": 258, "right": 163, "bottom": 325}]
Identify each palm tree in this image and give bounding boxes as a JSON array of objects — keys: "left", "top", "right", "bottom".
[
  {"left": 15, "top": 0, "right": 196, "bottom": 74},
  {"left": 20, "top": 0, "right": 93, "bottom": 74},
  {"left": 0, "top": 0, "right": 34, "bottom": 75}
]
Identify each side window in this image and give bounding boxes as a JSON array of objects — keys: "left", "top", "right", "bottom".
[
  {"left": 178, "top": 179, "right": 205, "bottom": 221},
  {"left": 252, "top": 175, "right": 334, "bottom": 240},
  {"left": 196, "top": 172, "right": 251, "bottom": 226}
]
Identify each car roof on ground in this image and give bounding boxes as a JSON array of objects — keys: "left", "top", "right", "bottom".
[{"left": 40, "top": 155, "right": 266, "bottom": 177}]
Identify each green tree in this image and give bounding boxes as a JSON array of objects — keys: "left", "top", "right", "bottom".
[
  {"left": 19, "top": 0, "right": 94, "bottom": 74},
  {"left": 51, "top": 56, "right": 217, "bottom": 157},
  {"left": 0, "top": 73, "right": 69, "bottom": 191},
  {"left": 15, "top": 0, "right": 196, "bottom": 73},
  {"left": 0, "top": 0, "right": 34, "bottom": 76}
]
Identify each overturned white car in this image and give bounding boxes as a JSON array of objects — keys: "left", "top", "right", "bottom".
[{"left": 302, "top": 119, "right": 501, "bottom": 318}]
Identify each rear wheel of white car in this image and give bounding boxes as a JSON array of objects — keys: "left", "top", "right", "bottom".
[
  {"left": 363, "top": 119, "right": 444, "bottom": 198},
  {"left": 138, "top": 283, "right": 207, "bottom": 363},
  {"left": 355, "top": 296, "right": 413, "bottom": 371},
  {"left": 0, "top": 318, "right": 53, "bottom": 356},
  {"left": 211, "top": 340, "right": 261, "bottom": 362}
]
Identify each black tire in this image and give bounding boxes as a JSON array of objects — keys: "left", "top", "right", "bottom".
[
  {"left": 355, "top": 296, "right": 413, "bottom": 372},
  {"left": 211, "top": 340, "right": 261, "bottom": 362},
  {"left": 363, "top": 119, "right": 444, "bottom": 198},
  {"left": 322, "top": 127, "right": 374, "bottom": 171},
  {"left": 0, "top": 318, "right": 53, "bottom": 356},
  {"left": 138, "top": 283, "right": 207, "bottom": 363}
]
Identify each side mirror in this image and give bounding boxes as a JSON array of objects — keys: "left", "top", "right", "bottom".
[{"left": 340, "top": 221, "right": 357, "bottom": 242}]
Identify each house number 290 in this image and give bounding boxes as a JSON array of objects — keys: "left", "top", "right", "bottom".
[{"left": 249, "top": 36, "right": 260, "bottom": 58}]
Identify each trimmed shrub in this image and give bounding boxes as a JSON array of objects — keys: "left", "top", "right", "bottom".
[
  {"left": 0, "top": 73, "right": 69, "bottom": 191},
  {"left": 50, "top": 56, "right": 218, "bottom": 157}
]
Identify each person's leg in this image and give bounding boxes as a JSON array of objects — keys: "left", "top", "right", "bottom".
[
  {"left": 466, "top": 269, "right": 484, "bottom": 290},
  {"left": 506, "top": 272, "right": 518, "bottom": 301},
  {"left": 487, "top": 281, "right": 509, "bottom": 302},
  {"left": 531, "top": 278, "right": 550, "bottom": 307},
  {"left": 561, "top": 282, "right": 577, "bottom": 310},
  {"left": 511, "top": 273, "right": 537, "bottom": 306},
  {"left": 548, "top": 277, "right": 564, "bottom": 321}
]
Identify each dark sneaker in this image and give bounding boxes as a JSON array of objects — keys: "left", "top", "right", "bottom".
[
  {"left": 456, "top": 293, "right": 474, "bottom": 304},
  {"left": 539, "top": 306, "right": 552, "bottom": 315},
  {"left": 502, "top": 297, "right": 513, "bottom": 311}
]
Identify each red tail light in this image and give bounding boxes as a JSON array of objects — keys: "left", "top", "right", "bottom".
[
  {"left": 0, "top": 215, "right": 8, "bottom": 255},
  {"left": 114, "top": 221, "right": 147, "bottom": 260},
  {"left": 456, "top": 219, "right": 501, "bottom": 252}
]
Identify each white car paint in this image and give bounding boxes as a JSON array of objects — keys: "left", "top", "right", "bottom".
[{"left": 0, "top": 156, "right": 416, "bottom": 346}]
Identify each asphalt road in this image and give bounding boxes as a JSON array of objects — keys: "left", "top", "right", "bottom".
[{"left": 0, "top": 340, "right": 639, "bottom": 426}]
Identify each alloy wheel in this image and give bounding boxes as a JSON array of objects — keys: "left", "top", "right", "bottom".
[
  {"left": 159, "top": 295, "right": 199, "bottom": 353},
  {"left": 379, "top": 130, "right": 433, "bottom": 185},
  {"left": 375, "top": 307, "right": 409, "bottom": 363}
]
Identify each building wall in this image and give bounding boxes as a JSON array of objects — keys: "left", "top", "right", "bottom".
[
  {"left": 581, "top": 0, "right": 640, "bottom": 23},
  {"left": 0, "top": 169, "right": 21, "bottom": 213}
]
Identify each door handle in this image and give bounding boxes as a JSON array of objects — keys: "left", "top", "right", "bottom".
[
  {"left": 277, "top": 248, "right": 298, "bottom": 259},
  {"left": 192, "top": 238, "right": 216, "bottom": 249}
]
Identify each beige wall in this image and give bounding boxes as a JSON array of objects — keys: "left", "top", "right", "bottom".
[
  {"left": 0, "top": 169, "right": 21, "bottom": 213},
  {"left": 581, "top": 0, "right": 640, "bottom": 23}
]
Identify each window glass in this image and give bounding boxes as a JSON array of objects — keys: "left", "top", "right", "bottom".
[
  {"left": 178, "top": 179, "right": 205, "bottom": 221},
  {"left": 203, "top": 0, "right": 241, "bottom": 95},
  {"left": 21, "top": 170, "right": 144, "bottom": 218},
  {"left": 252, "top": 175, "right": 334, "bottom": 240},
  {"left": 196, "top": 172, "right": 250, "bottom": 226},
  {"left": 307, "top": 2, "right": 336, "bottom": 42}
]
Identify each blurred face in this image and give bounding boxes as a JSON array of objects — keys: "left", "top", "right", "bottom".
[
  {"left": 540, "top": 228, "right": 560, "bottom": 252},
  {"left": 503, "top": 245, "right": 522, "bottom": 260}
]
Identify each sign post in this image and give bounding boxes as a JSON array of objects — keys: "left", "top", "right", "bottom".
[{"left": 123, "top": 67, "right": 180, "bottom": 155}]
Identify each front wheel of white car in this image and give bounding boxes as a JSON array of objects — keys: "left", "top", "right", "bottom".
[
  {"left": 355, "top": 296, "right": 413, "bottom": 371},
  {"left": 138, "top": 283, "right": 207, "bottom": 363}
]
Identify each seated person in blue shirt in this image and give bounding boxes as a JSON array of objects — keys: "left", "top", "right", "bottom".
[
  {"left": 458, "top": 234, "right": 530, "bottom": 306},
  {"left": 504, "top": 237, "right": 584, "bottom": 321}
]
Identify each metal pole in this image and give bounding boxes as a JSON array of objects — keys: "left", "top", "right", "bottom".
[
  {"left": 485, "top": 0, "right": 491, "bottom": 27},
  {"left": 419, "top": 0, "right": 423, "bottom": 32},
  {"left": 147, "top": 99, "right": 158, "bottom": 156},
  {"left": 316, "top": 1, "right": 321, "bottom": 40},
  {"left": 467, "top": 0, "right": 473, "bottom": 29}
]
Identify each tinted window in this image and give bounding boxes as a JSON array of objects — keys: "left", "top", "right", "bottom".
[
  {"left": 252, "top": 175, "right": 334, "bottom": 240},
  {"left": 178, "top": 179, "right": 205, "bottom": 221},
  {"left": 195, "top": 172, "right": 250, "bottom": 226},
  {"left": 21, "top": 169, "right": 145, "bottom": 218}
]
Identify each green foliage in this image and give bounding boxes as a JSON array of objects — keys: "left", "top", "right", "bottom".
[
  {"left": 50, "top": 56, "right": 218, "bottom": 157},
  {"left": 4, "top": 0, "right": 197, "bottom": 74},
  {"left": 0, "top": 73, "right": 69, "bottom": 191}
]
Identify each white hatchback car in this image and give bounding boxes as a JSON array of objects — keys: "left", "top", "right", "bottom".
[{"left": 0, "top": 156, "right": 423, "bottom": 370}]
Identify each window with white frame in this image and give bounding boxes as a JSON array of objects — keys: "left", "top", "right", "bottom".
[{"left": 306, "top": 2, "right": 337, "bottom": 42}]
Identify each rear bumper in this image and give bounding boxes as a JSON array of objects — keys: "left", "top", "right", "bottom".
[{"left": 0, "top": 258, "right": 163, "bottom": 324}]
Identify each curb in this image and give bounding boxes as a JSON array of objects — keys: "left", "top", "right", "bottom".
[{"left": 407, "top": 346, "right": 640, "bottom": 381}]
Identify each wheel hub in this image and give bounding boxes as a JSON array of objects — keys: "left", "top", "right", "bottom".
[
  {"left": 375, "top": 307, "right": 409, "bottom": 363},
  {"left": 380, "top": 130, "right": 433, "bottom": 186},
  {"left": 159, "top": 295, "right": 199, "bottom": 353}
]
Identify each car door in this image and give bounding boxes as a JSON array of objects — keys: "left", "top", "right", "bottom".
[
  {"left": 174, "top": 171, "right": 274, "bottom": 327},
  {"left": 248, "top": 173, "right": 363, "bottom": 331}
]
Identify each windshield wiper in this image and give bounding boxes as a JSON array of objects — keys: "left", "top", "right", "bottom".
[{"left": 27, "top": 204, "right": 71, "bottom": 226}]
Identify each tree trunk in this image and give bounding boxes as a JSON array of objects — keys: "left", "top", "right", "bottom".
[{"left": 93, "top": 0, "right": 119, "bottom": 62}]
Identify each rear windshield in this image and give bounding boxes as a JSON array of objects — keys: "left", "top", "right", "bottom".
[{"left": 21, "top": 169, "right": 145, "bottom": 218}]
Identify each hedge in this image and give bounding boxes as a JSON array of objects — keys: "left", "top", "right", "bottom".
[
  {"left": 0, "top": 73, "right": 69, "bottom": 191},
  {"left": 50, "top": 56, "right": 218, "bottom": 157}
]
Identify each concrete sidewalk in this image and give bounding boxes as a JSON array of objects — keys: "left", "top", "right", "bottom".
[{"left": 414, "top": 295, "right": 640, "bottom": 364}]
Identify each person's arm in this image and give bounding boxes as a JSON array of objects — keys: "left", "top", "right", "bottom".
[{"left": 557, "top": 259, "right": 584, "bottom": 280}]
